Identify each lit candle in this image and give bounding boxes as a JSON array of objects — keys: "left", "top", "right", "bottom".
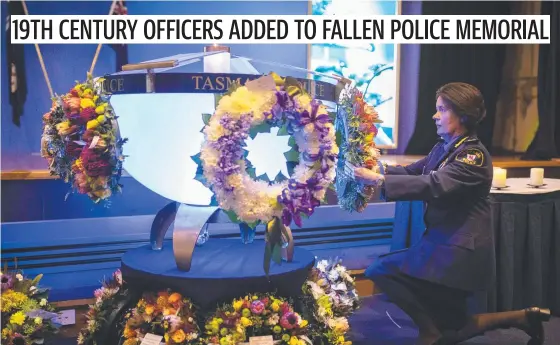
[
  {"left": 530, "top": 168, "right": 544, "bottom": 186},
  {"left": 493, "top": 168, "right": 507, "bottom": 188},
  {"left": 203, "top": 45, "right": 231, "bottom": 73}
]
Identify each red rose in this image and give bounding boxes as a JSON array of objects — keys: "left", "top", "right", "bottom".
[
  {"left": 70, "top": 89, "right": 79, "bottom": 97},
  {"left": 81, "top": 108, "right": 97, "bottom": 122},
  {"left": 80, "top": 148, "right": 111, "bottom": 177}
]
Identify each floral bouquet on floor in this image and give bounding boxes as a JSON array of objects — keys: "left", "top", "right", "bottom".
[
  {"left": 204, "top": 293, "right": 312, "bottom": 345},
  {"left": 41, "top": 73, "right": 127, "bottom": 205},
  {"left": 299, "top": 259, "right": 360, "bottom": 345},
  {"left": 121, "top": 290, "right": 200, "bottom": 345},
  {"left": 77, "top": 269, "right": 126, "bottom": 345},
  {"left": 334, "top": 85, "right": 382, "bottom": 213},
  {"left": 0, "top": 268, "right": 58, "bottom": 345}
]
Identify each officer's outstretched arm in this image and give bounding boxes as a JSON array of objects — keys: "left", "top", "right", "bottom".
[
  {"left": 384, "top": 155, "right": 429, "bottom": 176},
  {"left": 382, "top": 148, "right": 489, "bottom": 201}
]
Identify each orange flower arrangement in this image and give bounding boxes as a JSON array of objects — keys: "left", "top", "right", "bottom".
[
  {"left": 121, "top": 290, "right": 200, "bottom": 345},
  {"left": 335, "top": 85, "right": 383, "bottom": 212},
  {"left": 41, "top": 73, "right": 127, "bottom": 204}
]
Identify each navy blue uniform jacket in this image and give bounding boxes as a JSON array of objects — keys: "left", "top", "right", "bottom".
[{"left": 382, "top": 135, "right": 494, "bottom": 292}]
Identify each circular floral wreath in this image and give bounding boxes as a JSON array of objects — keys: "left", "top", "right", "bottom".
[
  {"left": 334, "top": 86, "right": 382, "bottom": 212},
  {"left": 41, "top": 73, "right": 127, "bottom": 204},
  {"left": 199, "top": 73, "right": 338, "bottom": 228},
  {"left": 204, "top": 293, "right": 310, "bottom": 345},
  {"left": 121, "top": 290, "right": 200, "bottom": 345}
]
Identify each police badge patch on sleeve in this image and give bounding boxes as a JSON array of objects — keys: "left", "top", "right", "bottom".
[{"left": 455, "top": 148, "right": 484, "bottom": 167}]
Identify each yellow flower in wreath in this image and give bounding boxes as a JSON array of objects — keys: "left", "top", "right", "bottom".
[
  {"left": 82, "top": 89, "right": 94, "bottom": 99},
  {"left": 144, "top": 305, "right": 155, "bottom": 316},
  {"left": 95, "top": 104, "right": 107, "bottom": 115},
  {"left": 123, "top": 326, "right": 136, "bottom": 338},
  {"left": 289, "top": 336, "right": 300, "bottom": 345},
  {"left": 2, "top": 328, "right": 12, "bottom": 339},
  {"left": 81, "top": 98, "right": 95, "bottom": 109},
  {"left": 233, "top": 300, "right": 244, "bottom": 312},
  {"left": 240, "top": 317, "right": 252, "bottom": 327},
  {"left": 10, "top": 311, "right": 26, "bottom": 326},
  {"left": 171, "top": 329, "right": 186, "bottom": 343}
]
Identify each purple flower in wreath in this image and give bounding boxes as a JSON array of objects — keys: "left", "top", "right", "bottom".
[
  {"left": 298, "top": 100, "right": 331, "bottom": 136},
  {"left": 268, "top": 91, "right": 293, "bottom": 122},
  {"left": 1, "top": 273, "right": 14, "bottom": 291},
  {"left": 279, "top": 180, "right": 321, "bottom": 227}
]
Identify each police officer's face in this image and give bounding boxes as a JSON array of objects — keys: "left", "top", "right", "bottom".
[{"left": 433, "top": 96, "right": 462, "bottom": 140}]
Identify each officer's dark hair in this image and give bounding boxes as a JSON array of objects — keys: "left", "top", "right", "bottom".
[{"left": 436, "top": 82, "right": 486, "bottom": 133}]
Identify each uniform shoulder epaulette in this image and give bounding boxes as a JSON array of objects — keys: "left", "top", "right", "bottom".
[{"left": 455, "top": 147, "right": 485, "bottom": 167}]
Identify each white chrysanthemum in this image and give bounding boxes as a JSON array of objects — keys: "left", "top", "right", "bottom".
[
  {"left": 267, "top": 314, "right": 280, "bottom": 326},
  {"left": 317, "top": 260, "right": 329, "bottom": 272},
  {"left": 332, "top": 282, "right": 348, "bottom": 292},
  {"left": 204, "top": 121, "right": 227, "bottom": 142}
]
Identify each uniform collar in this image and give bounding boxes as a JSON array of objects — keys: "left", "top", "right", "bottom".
[{"left": 442, "top": 134, "right": 479, "bottom": 152}]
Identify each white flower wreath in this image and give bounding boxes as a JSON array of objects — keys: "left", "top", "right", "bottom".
[{"left": 199, "top": 73, "right": 338, "bottom": 229}]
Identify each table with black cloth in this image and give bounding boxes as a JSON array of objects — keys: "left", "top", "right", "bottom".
[{"left": 390, "top": 178, "right": 560, "bottom": 316}]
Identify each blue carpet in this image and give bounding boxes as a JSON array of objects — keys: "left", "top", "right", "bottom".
[{"left": 349, "top": 294, "right": 560, "bottom": 345}]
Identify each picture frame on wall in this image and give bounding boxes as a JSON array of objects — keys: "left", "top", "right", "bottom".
[{"left": 307, "top": 0, "right": 402, "bottom": 150}]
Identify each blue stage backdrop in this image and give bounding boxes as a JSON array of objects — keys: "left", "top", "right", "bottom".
[{"left": 1, "top": 0, "right": 308, "bottom": 172}]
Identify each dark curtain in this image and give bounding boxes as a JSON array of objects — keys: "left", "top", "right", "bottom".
[
  {"left": 405, "top": 1, "right": 513, "bottom": 155},
  {"left": 6, "top": 0, "right": 28, "bottom": 127},
  {"left": 522, "top": 1, "right": 560, "bottom": 160}
]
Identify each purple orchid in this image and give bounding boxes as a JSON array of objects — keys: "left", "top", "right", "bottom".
[{"left": 298, "top": 100, "right": 331, "bottom": 136}]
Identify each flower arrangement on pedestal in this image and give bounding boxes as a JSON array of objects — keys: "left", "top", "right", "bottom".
[
  {"left": 196, "top": 72, "right": 338, "bottom": 272},
  {"left": 40, "top": 73, "right": 127, "bottom": 204},
  {"left": 335, "top": 86, "right": 382, "bottom": 212},
  {"left": 0, "top": 269, "right": 58, "bottom": 345},
  {"left": 77, "top": 269, "right": 125, "bottom": 345},
  {"left": 299, "top": 259, "right": 360, "bottom": 345},
  {"left": 121, "top": 290, "right": 200, "bottom": 345},
  {"left": 204, "top": 294, "right": 311, "bottom": 345}
]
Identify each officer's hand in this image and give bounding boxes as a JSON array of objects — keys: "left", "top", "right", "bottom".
[{"left": 353, "top": 167, "right": 383, "bottom": 185}]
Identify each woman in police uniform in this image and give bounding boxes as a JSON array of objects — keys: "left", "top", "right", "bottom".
[{"left": 353, "top": 82, "right": 551, "bottom": 345}]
